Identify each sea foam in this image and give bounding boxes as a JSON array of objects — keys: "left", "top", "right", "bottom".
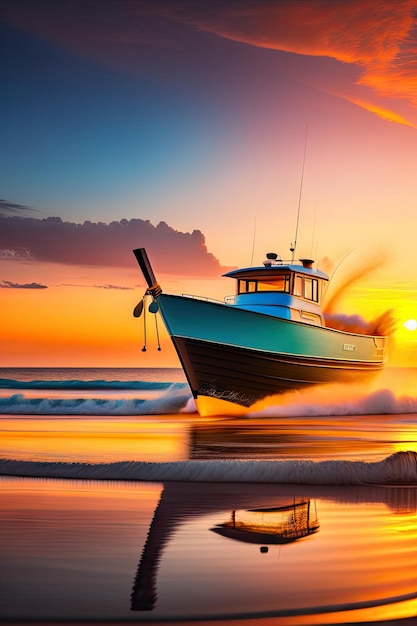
[
  {"left": 0, "top": 383, "right": 191, "bottom": 415},
  {"left": 0, "top": 378, "right": 174, "bottom": 390},
  {"left": 0, "top": 451, "right": 416, "bottom": 485},
  {"left": 1, "top": 384, "right": 417, "bottom": 417},
  {"left": 250, "top": 388, "right": 417, "bottom": 418}
]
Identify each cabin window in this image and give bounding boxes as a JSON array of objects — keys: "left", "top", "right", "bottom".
[
  {"left": 294, "top": 275, "right": 303, "bottom": 297},
  {"left": 312, "top": 279, "right": 319, "bottom": 302},
  {"left": 304, "top": 278, "right": 319, "bottom": 302},
  {"left": 237, "top": 276, "right": 290, "bottom": 294},
  {"left": 294, "top": 276, "right": 319, "bottom": 302},
  {"left": 237, "top": 280, "right": 257, "bottom": 294},
  {"left": 257, "top": 275, "right": 290, "bottom": 293},
  {"left": 304, "top": 278, "right": 313, "bottom": 300}
]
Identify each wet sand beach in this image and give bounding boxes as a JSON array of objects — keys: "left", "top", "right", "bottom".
[{"left": 1, "top": 368, "right": 416, "bottom": 625}]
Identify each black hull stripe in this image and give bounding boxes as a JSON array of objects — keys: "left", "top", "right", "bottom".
[{"left": 173, "top": 337, "right": 383, "bottom": 406}]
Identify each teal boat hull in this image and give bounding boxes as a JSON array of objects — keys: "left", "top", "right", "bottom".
[{"left": 156, "top": 294, "right": 386, "bottom": 409}]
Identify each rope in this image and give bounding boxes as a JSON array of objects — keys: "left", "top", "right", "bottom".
[
  {"left": 155, "top": 315, "right": 161, "bottom": 351},
  {"left": 147, "top": 282, "right": 162, "bottom": 298},
  {"left": 142, "top": 298, "right": 147, "bottom": 351}
]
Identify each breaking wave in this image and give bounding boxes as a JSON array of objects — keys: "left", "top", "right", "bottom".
[
  {"left": 1, "top": 385, "right": 417, "bottom": 417},
  {"left": 1, "top": 371, "right": 417, "bottom": 417},
  {"left": 0, "top": 383, "right": 193, "bottom": 415},
  {"left": 0, "top": 451, "right": 416, "bottom": 485},
  {"left": 250, "top": 387, "right": 417, "bottom": 418},
  {"left": 0, "top": 378, "right": 177, "bottom": 391}
]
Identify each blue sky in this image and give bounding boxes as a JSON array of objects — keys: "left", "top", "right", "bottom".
[
  {"left": 2, "top": 1, "right": 417, "bottom": 366},
  {"left": 3, "top": 1, "right": 417, "bottom": 271},
  {"left": 2, "top": 21, "right": 225, "bottom": 221}
]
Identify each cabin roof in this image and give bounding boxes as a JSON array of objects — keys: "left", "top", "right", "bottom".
[{"left": 223, "top": 264, "right": 329, "bottom": 282}]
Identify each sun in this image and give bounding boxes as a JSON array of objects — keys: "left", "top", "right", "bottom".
[{"left": 404, "top": 319, "right": 417, "bottom": 331}]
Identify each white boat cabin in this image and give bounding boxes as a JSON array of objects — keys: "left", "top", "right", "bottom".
[{"left": 224, "top": 254, "right": 329, "bottom": 326}]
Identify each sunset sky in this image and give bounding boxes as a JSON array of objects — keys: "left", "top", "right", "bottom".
[{"left": 2, "top": 0, "right": 417, "bottom": 367}]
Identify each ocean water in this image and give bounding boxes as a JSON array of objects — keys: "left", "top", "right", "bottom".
[{"left": 1, "top": 366, "right": 417, "bottom": 625}]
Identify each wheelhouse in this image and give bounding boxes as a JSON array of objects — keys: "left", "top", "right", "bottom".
[{"left": 223, "top": 256, "right": 329, "bottom": 326}]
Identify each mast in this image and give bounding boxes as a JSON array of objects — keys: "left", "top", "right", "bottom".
[{"left": 290, "top": 124, "right": 308, "bottom": 262}]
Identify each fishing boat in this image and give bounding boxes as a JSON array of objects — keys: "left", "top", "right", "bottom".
[{"left": 132, "top": 247, "right": 386, "bottom": 416}]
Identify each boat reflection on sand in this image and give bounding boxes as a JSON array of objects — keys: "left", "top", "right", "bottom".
[
  {"left": 130, "top": 483, "right": 318, "bottom": 612},
  {"left": 130, "top": 482, "right": 417, "bottom": 622},
  {"left": 211, "top": 499, "right": 320, "bottom": 546}
]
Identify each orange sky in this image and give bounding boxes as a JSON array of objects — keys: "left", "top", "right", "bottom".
[
  {"left": 1, "top": 0, "right": 417, "bottom": 368},
  {"left": 1, "top": 257, "right": 416, "bottom": 368}
]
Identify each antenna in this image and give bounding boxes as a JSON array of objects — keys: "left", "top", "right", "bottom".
[
  {"left": 290, "top": 124, "right": 308, "bottom": 262},
  {"left": 310, "top": 204, "right": 317, "bottom": 259},
  {"left": 250, "top": 216, "right": 257, "bottom": 266}
]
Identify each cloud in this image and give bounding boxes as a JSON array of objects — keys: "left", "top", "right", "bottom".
[
  {"left": 169, "top": 0, "right": 417, "bottom": 117},
  {"left": 4, "top": 1, "right": 417, "bottom": 122},
  {"left": 346, "top": 97, "right": 416, "bottom": 128},
  {"left": 190, "top": 1, "right": 415, "bottom": 63},
  {"left": 0, "top": 199, "right": 38, "bottom": 218},
  {"left": 0, "top": 280, "right": 47, "bottom": 289},
  {"left": 93, "top": 284, "right": 133, "bottom": 290},
  {"left": 0, "top": 215, "right": 232, "bottom": 277},
  {"left": 0, "top": 248, "right": 32, "bottom": 260}
]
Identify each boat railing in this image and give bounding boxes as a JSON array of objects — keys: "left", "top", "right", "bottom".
[{"left": 181, "top": 293, "right": 234, "bottom": 305}]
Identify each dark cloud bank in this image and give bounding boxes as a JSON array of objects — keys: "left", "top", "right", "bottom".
[
  {"left": 0, "top": 280, "right": 47, "bottom": 289},
  {"left": 0, "top": 199, "right": 37, "bottom": 217},
  {"left": 0, "top": 215, "right": 232, "bottom": 277}
]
